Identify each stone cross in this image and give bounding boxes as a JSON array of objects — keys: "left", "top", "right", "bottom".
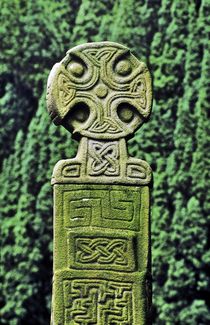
[{"left": 47, "top": 41, "right": 152, "bottom": 325}]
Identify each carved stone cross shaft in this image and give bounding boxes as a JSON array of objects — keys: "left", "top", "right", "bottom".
[{"left": 47, "top": 42, "right": 152, "bottom": 325}]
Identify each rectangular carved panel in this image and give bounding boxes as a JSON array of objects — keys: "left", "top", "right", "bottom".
[
  {"left": 68, "top": 230, "right": 136, "bottom": 272},
  {"left": 63, "top": 279, "right": 133, "bottom": 325},
  {"left": 87, "top": 140, "right": 120, "bottom": 176},
  {"left": 53, "top": 270, "right": 149, "bottom": 325},
  {"left": 62, "top": 187, "right": 141, "bottom": 230}
]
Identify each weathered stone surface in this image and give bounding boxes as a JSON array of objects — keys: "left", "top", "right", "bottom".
[{"left": 47, "top": 42, "right": 152, "bottom": 324}]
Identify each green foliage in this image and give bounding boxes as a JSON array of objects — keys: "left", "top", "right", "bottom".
[
  {"left": 0, "top": 0, "right": 209, "bottom": 324},
  {"left": 0, "top": 83, "right": 34, "bottom": 162}
]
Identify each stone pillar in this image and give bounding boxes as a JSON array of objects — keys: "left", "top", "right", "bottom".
[{"left": 47, "top": 42, "right": 152, "bottom": 325}]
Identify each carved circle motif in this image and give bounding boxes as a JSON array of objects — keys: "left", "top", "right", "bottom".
[
  {"left": 95, "top": 84, "right": 108, "bottom": 98},
  {"left": 115, "top": 60, "right": 132, "bottom": 76},
  {"left": 67, "top": 61, "right": 84, "bottom": 77},
  {"left": 47, "top": 42, "right": 152, "bottom": 140},
  {"left": 117, "top": 103, "right": 134, "bottom": 123}
]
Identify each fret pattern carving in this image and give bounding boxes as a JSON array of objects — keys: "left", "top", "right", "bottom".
[
  {"left": 63, "top": 279, "right": 133, "bottom": 325},
  {"left": 63, "top": 188, "right": 140, "bottom": 230}
]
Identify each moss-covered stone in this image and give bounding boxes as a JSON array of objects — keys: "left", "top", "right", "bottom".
[{"left": 47, "top": 42, "right": 152, "bottom": 324}]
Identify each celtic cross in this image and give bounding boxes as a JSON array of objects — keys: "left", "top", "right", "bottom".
[{"left": 47, "top": 42, "right": 152, "bottom": 324}]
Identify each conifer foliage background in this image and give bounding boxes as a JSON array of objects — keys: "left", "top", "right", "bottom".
[{"left": 0, "top": 0, "right": 209, "bottom": 324}]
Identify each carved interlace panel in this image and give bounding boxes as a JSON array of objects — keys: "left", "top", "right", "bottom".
[
  {"left": 88, "top": 140, "right": 120, "bottom": 176},
  {"left": 76, "top": 238, "right": 128, "bottom": 264},
  {"left": 68, "top": 229, "right": 136, "bottom": 272}
]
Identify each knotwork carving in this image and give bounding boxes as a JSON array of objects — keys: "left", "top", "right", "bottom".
[
  {"left": 76, "top": 238, "right": 127, "bottom": 264},
  {"left": 88, "top": 141, "right": 119, "bottom": 176}
]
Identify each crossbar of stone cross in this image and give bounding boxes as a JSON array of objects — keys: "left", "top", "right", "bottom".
[{"left": 47, "top": 41, "right": 152, "bottom": 325}]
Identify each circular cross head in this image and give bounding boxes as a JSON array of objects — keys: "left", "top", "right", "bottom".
[{"left": 47, "top": 42, "right": 152, "bottom": 140}]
